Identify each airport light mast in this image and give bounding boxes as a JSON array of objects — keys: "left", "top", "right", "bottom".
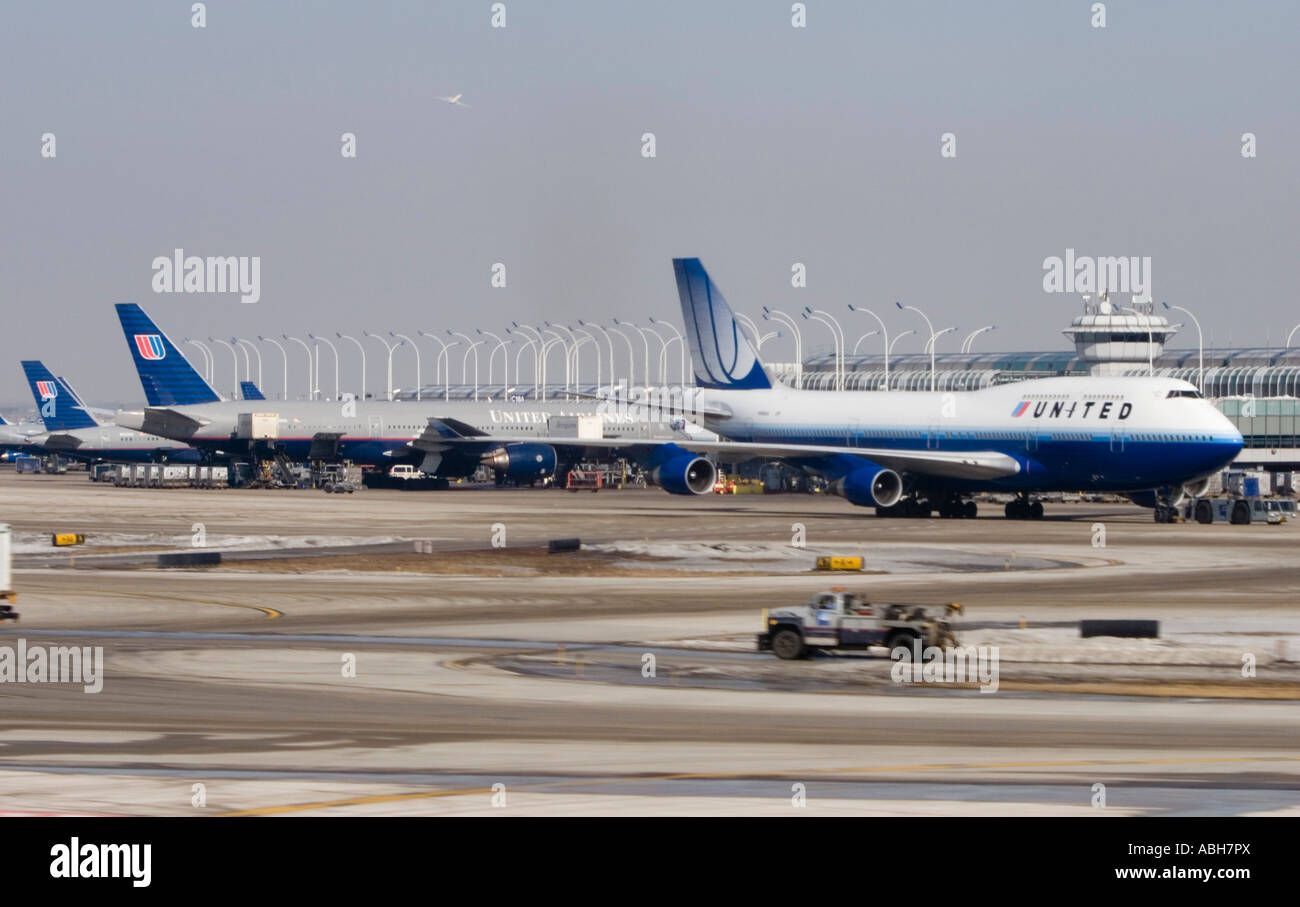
[
  {"left": 258, "top": 336, "right": 289, "bottom": 400},
  {"left": 647, "top": 317, "right": 688, "bottom": 387},
  {"left": 476, "top": 329, "right": 510, "bottom": 395},
  {"left": 447, "top": 331, "right": 482, "bottom": 401},
  {"left": 961, "top": 325, "right": 997, "bottom": 354},
  {"left": 896, "top": 302, "right": 938, "bottom": 392},
  {"left": 336, "top": 333, "right": 366, "bottom": 402},
  {"left": 545, "top": 323, "right": 580, "bottom": 396},
  {"left": 762, "top": 307, "right": 803, "bottom": 389},
  {"left": 183, "top": 338, "right": 214, "bottom": 385},
  {"left": 804, "top": 307, "right": 845, "bottom": 391},
  {"left": 847, "top": 304, "right": 891, "bottom": 392},
  {"left": 234, "top": 339, "right": 263, "bottom": 390},
  {"left": 572, "top": 327, "right": 602, "bottom": 392},
  {"left": 286, "top": 335, "right": 318, "bottom": 400},
  {"left": 510, "top": 323, "right": 547, "bottom": 398},
  {"left": 577, "top": 321, "right": 617, "bottom": 393},
  {"left": 852, "top": 330, "right": 879, "bottom": 356},
  {"left": 417, "top": 331, "right": 458, "bottom": 402},
  {"left": 309, "top": 334, "right": 340, "bottom": 402},
  {"left": 613, "top": 319, "right": 652, "bottom": 388},
  {"left": 391, "top": 332, "right": 421, "bottom": 401},
  {"left": 1163, "top": 303, "right": 1204, "bottom": 392},
  {"left": 210, "top": 337, "right": 241, "bottom": 399},
  {"left": 889, "top": 329, "right": 916, "bottom": 354},
  {"left": 924, "top": 326, "right": 958, "bottom": 355}
]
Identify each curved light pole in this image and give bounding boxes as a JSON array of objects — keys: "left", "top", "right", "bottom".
[
  {"left": 509, "top": 333, "right": 537, "bottom": 398},
  {"left": 847, "top": 304, "right": 891, "bottom": 392},
  {"left": 309, "top": 334, "right": 339, "bottom": 401},
  {"left": 640, "top": 324, "right": 670, "bottom": 385},
  {"left": 257, "top": 336, "right": 288, "bottom": 400},
  {"left": 540, "top": 328, "right": 571, "bottom": 398},
  {"left": 577, "top": 320, "right": 617, "bottom": 391},
  {"left": 1287, "top": 322, "right": 1300, "bottom": 349},
  {"left": 613, "top": 319, "right": 652, "bottom": 388},
  {"left": 762, "top": 307, "right": 803, "bottom": 389},
  {"left": 545, "top": 323, "right": 579, "bottom": 396},
  {"left": 210, "top": 337, "right": 240, "bottom": 398},
  {"left": 477, "top": 329, "right": 510, "bottom": 393},
  {"left": 235, "top": 338, "right": 263, "bottom": 390},
  {"left": 336, "top": 333, "right": 366, "bottom": 401},
  {"left": 1164, "top": 303, "right": 1203, "bottom": 391},
  {"left": 852, "top": 330, "right": 879, "bottom": 356},
  {"left": 417, "top": 331, "right": 458, "bottom": 401},
  {"left": 924, "top": 326, "right": 958, "bottom": 355},
  {"left": 391, "top": 332, "right": 421, "bottom": 401},
  {"left": 448, "top": 331, "right": 482, "bottom": 400},
  {"left": 896, "top": 302, "right": 939, "bottom": 392},
  {"left": 804, "top": 307, "right": 845, "bottom": 391},
  {"left": 1117, "top": 302, "right": 1156, "bottom": 376},
  {"left": 572, "top": 327, "right": 602, "bottom": 392},
  {"left": 648, "top": 316, "right": 688, "bottom": 387},
  {"left": 285, "top": 336, "right": 316, "bottom": 400},
  {"left": 510, "top": 323, "right": 547, "bottom": 398},
  {"left": 733, "top": 312, "right": 763, "bottom": 349},
  {"left": 183, "top": 338, "right": 214, "bottom": 385},
  {"left": 961, "top": 325, "right": 997, "bottom": 354},
  {"left": 538, "top": 334, "right": 568, "bottom": 401},
  {"left": 606, "top": 323, "right": 640, "bottom": 388},
  {"left": 889, "top": 329, "right": 917, "bottom": 355},
  {"left": 363, "top": 332, "right": 401, "bottom": 401}
]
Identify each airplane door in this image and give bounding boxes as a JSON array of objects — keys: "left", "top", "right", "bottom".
[
  {"left": 926, "top": 425, "right": 940, "bottom": 450},
  {"left": 1110, "top": 429, "right": 1126, "bottom": 453},
  {"left": 1025, "top": 430, "right": 1039, "bottom": 452},
  {"left": 369, "top": 415, "right": 383, "bottom": 439}
]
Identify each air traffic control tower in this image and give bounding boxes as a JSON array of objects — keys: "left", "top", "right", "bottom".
[{"left": 1061, "top": 294, "right": 1177, "bottom": 376}]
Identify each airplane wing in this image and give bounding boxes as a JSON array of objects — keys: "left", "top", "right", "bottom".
[
  {"left": 121, "top": 408, "right": 209, "bottom": 439},
  {"left": 409, "top": 420, "right": 1020, "bottom": 481},
  {"left": 40, "top": 432, "right": 85, "bottom": 450}
]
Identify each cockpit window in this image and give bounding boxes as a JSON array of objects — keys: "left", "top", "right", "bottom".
[{"left": 1166, "top": 389, "right": 1203, "bottom": 399}]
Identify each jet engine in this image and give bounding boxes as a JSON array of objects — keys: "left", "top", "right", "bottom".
[
  {"left": 830, "top": 462, "right": 904, "bottom": 508},
  {"left": 480, "top": 444, "right": 557, "bottom": 481},
  {"left": 649, "top": 452, "right": 716, "bottom": 495}
]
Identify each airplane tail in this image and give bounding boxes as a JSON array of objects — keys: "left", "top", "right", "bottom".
[
  {"left": 114, "top": 303, "right": 222, "bottom": 406},
  {"left": 20, "top": 361, "right": 99, "bottom": 431},
  {"left": 240, "top": 380, "right": 267, "bottom": 401},
  {"left": 673, "top": 258, "right": 772, "bottom": 391}
]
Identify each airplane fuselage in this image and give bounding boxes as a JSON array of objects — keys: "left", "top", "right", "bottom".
[{"left": 697, "top": 375, "right": 1242, "bottom": 493}]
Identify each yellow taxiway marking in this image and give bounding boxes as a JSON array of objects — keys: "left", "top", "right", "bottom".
[
  {"left": 114, "top": 590, "right": 281, "bottom": 619},
  {"left": 217, "top": 754, "right": 1300, "bottom": 815}
]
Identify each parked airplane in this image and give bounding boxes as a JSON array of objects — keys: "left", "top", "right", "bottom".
[
  {"left": 410, "top": 258, "right": 1244, "bottom": 520},
  {"left": 112, "top": 304, "right": 708, "bottom": 483},
  {"left": 0, "top": 413, "right": 40, "bottom": 454},
  {"left": 20, "top": 360, "right": 202, "bottom": 463}
]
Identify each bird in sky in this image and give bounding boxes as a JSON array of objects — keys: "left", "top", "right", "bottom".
[{"left": 438, "top": 93, "right": 470, "bottom": 108}]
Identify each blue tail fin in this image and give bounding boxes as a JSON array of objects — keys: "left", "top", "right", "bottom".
[
  {"left": 114, "top": 303, "right": 221, "bottom": 406},
  {"left": 239, "top": 380, "right": 266, "bottom": 401},
  {"left": 673, "top": 258, "right": 771, "bottom": 390},
  {"left": 21, "top": 361, "right": 99, "bottom": 431}
]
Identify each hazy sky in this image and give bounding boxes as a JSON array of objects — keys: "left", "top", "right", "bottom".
[{"left": 2, "top": 1, "right": 1297, "bottom": 407}]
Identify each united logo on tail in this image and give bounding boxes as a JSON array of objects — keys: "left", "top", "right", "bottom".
[
  {"left": 134, "top": 334, "right": 166, "bottom": 360},
  {"left": 35, "top": 381, "right": 57, "bottom": 398}
]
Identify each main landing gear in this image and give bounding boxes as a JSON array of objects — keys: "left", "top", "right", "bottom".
[
  {"left": 1004, "top": 495, "right": 1044, "bottom": 520},
  {"left": 875, "top": 495, "right": 977, "bottom": 519}
]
